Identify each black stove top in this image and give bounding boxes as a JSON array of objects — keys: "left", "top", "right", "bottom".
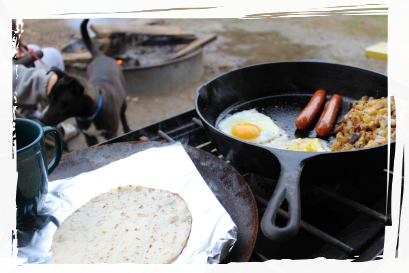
[{"left": 104, "top": 109, "right": 392, "bottom": 262}]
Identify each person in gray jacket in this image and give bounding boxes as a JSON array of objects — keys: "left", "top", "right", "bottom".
[
  {"left": 0, "top": 0, "right": 58, "bottom": 105},
  {"left": 0, "top": 0, "right": 79, "bottom": 140}
]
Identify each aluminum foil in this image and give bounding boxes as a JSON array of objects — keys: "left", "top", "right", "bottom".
[{"left": 16, "top": 142, "right": 237, "bottom": 264}]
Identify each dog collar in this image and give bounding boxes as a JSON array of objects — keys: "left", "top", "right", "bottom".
[{"left": 76, "top": 91, "right": 103, "bottom": 121}]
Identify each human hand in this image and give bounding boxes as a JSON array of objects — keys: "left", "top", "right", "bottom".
[
  {"left": 14, "top": 45, "right": 28, "bottom": 59},
  {"left": 47, "top": 73, "right": 58, "bottom": 96}
]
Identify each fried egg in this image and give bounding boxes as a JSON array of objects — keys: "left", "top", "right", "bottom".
[
  {"left": 273, "top": 138, "right": 330, "bottom": 152},
  {"left": 217, "top": 109, "right": 288, "bottom": 144}
]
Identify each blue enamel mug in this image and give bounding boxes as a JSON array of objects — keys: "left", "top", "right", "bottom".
[{"left": 0, "top": 118, "right": 62, "bottom": 226}]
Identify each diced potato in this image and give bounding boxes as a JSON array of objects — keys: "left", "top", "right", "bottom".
[
  {"left": 379, "top": 120, "right": 387, "bottom": 128},
  {"left": 386, "top": 95, "right": 395, "bottom": 105},
  {"left": 331, "top": 141, "right": 342, "bottom": 151},
  {"left": 365, "top": 131, "right": 374, "bottom": 141},
  {"left": 374, "top": 137, "right": 387, "bottom": 144},
  {"left": 378, "top": 128, "right": 387, "bottom": 137},
  {"left": 368, "top": 99, "right": 380, "bottom": 107},
  {"left": 373, "top": 128, "right": 381, "bottom": 136},
  {"left": 351, "top": 116, "right": 360, "bottom": 125},
  {"left": 391, "top": 109, "right": 400, "bottom": 118},
  {"left": 391, "top": 119, "right": 396, "bottom": 127},
  {"left": 391, "top": 103, "right": 401, "bottom": 110},
  {"left": 341, "top": 144, "right": 354, "bottom": 151},
  {"left": 385, "top": 132, "right": 395, "bottom": 141},
  {"left": 360, "top": 124, "right": 369, "bottom": 130},
  {"left": 333, "top": 123, "right": 344, "bottom": 134},
  {"left": 363, "top": 107, "right": 377, "bottom": 116},
  {"left": 379, "top": 108, "right": 388, "bottom": 115},
  {"left": 331, "top": 96, "right": 395, "bottom": 151},
  {"left": 354, "top": 141, "right": 365, "bottom": 149},
  {"left": 336, "top": 132, "right": 350, "bottom": 143},
  {"left": 365, "top": 140, "right": 379, "bottom": 148},
  {"left": 363, "top": 114, "right": 371, "bottom": 124},
  {"left": 368, "top": 121, "right": 378, "bottom": 131},
  {"left": 354, "top": 110, "right": 363, "bottom": 117},
  {"left": 375, "top": 100, "right": 387, "bottom": 110}
]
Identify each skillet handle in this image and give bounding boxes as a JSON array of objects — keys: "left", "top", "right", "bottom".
[{"left": 260, "top": 158, "right": 305, "bottom": 241}]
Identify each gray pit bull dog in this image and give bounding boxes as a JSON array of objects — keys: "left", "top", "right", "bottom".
[{"left": 42, "top": 19, "right": 130, "bottom": 146}]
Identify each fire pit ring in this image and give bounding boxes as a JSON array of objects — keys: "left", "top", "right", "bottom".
[{"left": 61, "top": 39, "right": 204, "bottom": 95}]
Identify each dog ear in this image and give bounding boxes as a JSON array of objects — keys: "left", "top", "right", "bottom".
[
  {"left": 50, "top": 73, "right": 85, "bottom": 96},
  {"left": 47, "top": 66, "right": 65, "bottom": 78},
  {"left": 58, "top": 76, "right": 84, "bottom": 96},
  {"left": 68, "top": 77, "right": 85, "bottom": 95}
]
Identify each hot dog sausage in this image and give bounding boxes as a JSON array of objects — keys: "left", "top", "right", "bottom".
[
  {"left": 295, "top": 89, "right": 327, "bottom": 130},
  {"left": 315, "top": 94, "right": 343, "bottom": 137}
]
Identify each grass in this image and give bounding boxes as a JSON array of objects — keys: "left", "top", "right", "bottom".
[
  {"left": 5, "top": 0, "right": 409, "bottom": 47},
  {"left": 139, "top": 0, "right": 409, "bottom": 39},
  {"left": 5, "top": 0, "right": 409, "bottom": 39},
  {"left": 362, "top": 10, "right": 387, "bottom": 18},
  {"left": 342, "top": 20, "right": 359, "bottom": 29}
]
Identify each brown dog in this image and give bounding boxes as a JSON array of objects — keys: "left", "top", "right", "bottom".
[{"left": 42, "top": 19, "right": 130, "bottom": 146}]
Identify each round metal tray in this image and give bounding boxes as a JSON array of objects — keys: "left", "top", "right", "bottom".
[{"left": 49, "top": 141, "right": 258, "bottom": 263}]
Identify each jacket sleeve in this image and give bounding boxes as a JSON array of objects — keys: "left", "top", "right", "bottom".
[{"left": 12, "top": 63, "right": 51, "bottom": 105}]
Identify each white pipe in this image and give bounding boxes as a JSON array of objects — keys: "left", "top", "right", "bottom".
[{"left": 385, "top": 0, "right": 409, "bottom": 77}]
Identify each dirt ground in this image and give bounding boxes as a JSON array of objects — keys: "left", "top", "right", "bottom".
[{"left": 20, "top": 15, "right": 387, "bottom": 153}]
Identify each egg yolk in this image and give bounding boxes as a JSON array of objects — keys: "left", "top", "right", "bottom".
[{"left": 231, "top": 123, "right": 261, "bottom": 139}]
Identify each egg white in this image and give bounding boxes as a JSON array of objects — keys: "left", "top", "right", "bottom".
[{"left": 217, "top": 109, "right": 288, "bottom": 144}]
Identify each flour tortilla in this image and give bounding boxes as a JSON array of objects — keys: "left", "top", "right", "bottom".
[{"left": 52, "top": 185, "right": 192, "bottom": 264}]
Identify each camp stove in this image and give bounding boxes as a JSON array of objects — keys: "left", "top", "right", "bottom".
[{"left": 104, "top": 109, "right": 392, "bottom": 262}]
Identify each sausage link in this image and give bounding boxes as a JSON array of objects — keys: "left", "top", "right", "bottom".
[
  {"left": 316, "top": 94, "right": 343, "bottom": 137},
  {"left": 295, "top": 89, "right": 327, "bottom": 130}
]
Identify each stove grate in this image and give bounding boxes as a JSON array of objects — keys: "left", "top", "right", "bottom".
[{"left": 104, "top": 109, "right": 390, "bottom": 261}]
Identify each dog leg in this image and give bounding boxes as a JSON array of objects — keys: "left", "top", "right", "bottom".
[
  {"left": 103, "top": 130, "right": 117, "bottom": 140},
  {"left": 84, "top": 134, "right": 98, "bottom": 147},
  {"left": 120, "top": 101, "right": 131, "bottom": 133}
]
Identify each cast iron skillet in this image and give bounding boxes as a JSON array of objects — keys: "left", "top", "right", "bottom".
[{"left": 195, "top": 61, "right": 393, "bottom": 242}]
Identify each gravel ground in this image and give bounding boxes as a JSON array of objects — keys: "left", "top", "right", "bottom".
[{"left": 20, "top": 15, "right": 387, "bottom": 153}]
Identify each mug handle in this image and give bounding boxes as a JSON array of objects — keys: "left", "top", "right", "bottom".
[{"left": 43, "top": 126, "right": 63, "bottom": 175}]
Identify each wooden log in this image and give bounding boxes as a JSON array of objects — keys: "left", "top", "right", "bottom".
[
  {"left": 90, "top": 24, "right": 196, "bottom": 39},
  {"left": 168, "top": 34, "right": 217, "bottom": 60},
  {"left": 128, "top": 19, "right": 165, "bottom": 26},
  {"left": 61, "top": 52, "right": 92, "bottom": 65}
]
